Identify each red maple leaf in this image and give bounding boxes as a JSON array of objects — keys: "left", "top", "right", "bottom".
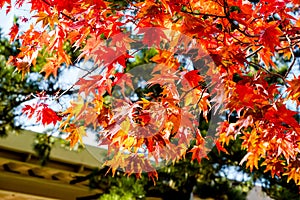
[
  {"left": 23, "top": 103, "right": 62, "bottom": 126},
  {"left": 9, "top": 23, "right": 19, "bottom": 42},
  {"left": 183, "top": 70, "right": 204, "bottom": 89},
  {"left": 38, "top": 105, "right": 62, "bottom": 125},
  {"left": 0, "top": 0, "right": 10, "bottom": 9},
  {"left": 139, "top": 28, "right": 168, "bottom": 47},
  {"left": 22, "top": 104, "right": 36, "bottom": 119},
  {"left": 259, "top": 22, "right": 282, "bottom": 52}
]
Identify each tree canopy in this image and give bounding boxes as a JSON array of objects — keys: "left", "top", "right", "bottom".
[{"left": 1, "top": 0, "right": 300, "bottom": 189}]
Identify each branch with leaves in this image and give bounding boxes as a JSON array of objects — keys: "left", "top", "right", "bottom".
[{"left": 1, "top": 0, "right": 300, "bottom": 188}]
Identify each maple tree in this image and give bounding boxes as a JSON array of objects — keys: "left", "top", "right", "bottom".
[{"left": 1, "top": 0, "right": 300, "bottom": 189}]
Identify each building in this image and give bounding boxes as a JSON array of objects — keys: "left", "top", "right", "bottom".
[{"left": 0, "top": 129, "right": 105, "bottom": 199}]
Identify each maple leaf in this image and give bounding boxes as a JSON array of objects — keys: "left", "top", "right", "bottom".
[
  {"left": 283, "top": 165, "right": 300, "bottom": 185},
  {"left": 34, "top": 12, "right": 48, "bottom": 26},
  {"left": 22, "top": 104, "right": 37, "bottom": 119},
  {"left": 179, "top": 13, "right": 205, "bottom": 36},
  {"left": 287, "top": 76, "right": 300, "bottom": 104},
  {"left": 0, "top": 0, "right": 10, "bottom": 9},
  {"left": 139, "top": 27, "right": 168, "bottom": 47},
  {"left": 292, "top": 0, "right": 300, "bottom": 5},
  {"left": 182, "top": 70, "right": 204, "bottom": 89},
  {"left": 265, "top": 104, "right": 299, "bottom": 128},
  {"left": 22, "top": 103, "right": 62, "bottom": 126},
  {"left": 148, "top": 171, "right": 158, "bottom": 185},
  {"left": 112, "top": 53, "right": 133, "bottom": 69},
  {"left": 52, "top": 0, "right": 75, "bottom": 13},
  {"left": 240, "top": 151, "right": 259, "bottom": 172},
  {"left": 97, "top": 106, "right": 112, "bottom": 128},
  {"left": 151, "top": 50, "right": 180, "bottom": 71},
  {"left": 34, "top": 11, "right": 59, "bottom": 28},
  {"left": 65, "top": 124, "right": 86, "bottom": 147},
  {"left": 40, "top": 58, "right": 60, "bottom": 79},
  {"left": 112, "top": 72, "right": 134, "bottom": 96},
  {"left": 7, "top": 0, "right": 300, "bottom": 185},
  {"left": 109, "top": 33, "right": 134, "bottom": 52},
  {"left": 259, "top": 22, "right": 282, "bottom": 52},
  {"left": 189, "top": 145, "right": 209, "bottom": 163},
  {"left": 215, "top": 140, "right": 229, "bottom": 155},
  {"left": 38, "top": 105, "right": 62, "bottom": 126},
  {"left": 30, "top": 0, "right": 51, "bottom": 12},
  {"left": 261, "top": 158, "right": 285, "bottom": 178},
  {"left": 9, "top": 23, "right": 18, "bottom": 42}
]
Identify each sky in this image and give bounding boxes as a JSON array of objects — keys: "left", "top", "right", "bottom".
[
  {"left": 0, "top": 1, "right": 33, "bottom": 35},
  {"left": 0, "top": 4, "right": 15, "bottom": 35}
]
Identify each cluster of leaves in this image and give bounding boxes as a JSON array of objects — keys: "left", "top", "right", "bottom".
[
  {"left": 72, "top": 138, "right": 300, "bottom": 199},
  {"left": 99, "top": 175, "right": 145, "bottom": 200},
  {"left": 2, "top": 0, "right": 300, "bottom": 189}
]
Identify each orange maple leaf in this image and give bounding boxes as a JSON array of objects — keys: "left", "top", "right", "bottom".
[
  {"left": 40, "top": 58, "right": 60, "bottom": 79},
  {"left": 287, "top": 76, "right": 300, "bottom": 104},
  {"left": 65, "top": 125, "right": 86, "bottom": 147}
]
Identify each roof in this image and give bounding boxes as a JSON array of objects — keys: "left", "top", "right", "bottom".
[{"left": 0, "top": 129, "right": 106, "bottom": 199}]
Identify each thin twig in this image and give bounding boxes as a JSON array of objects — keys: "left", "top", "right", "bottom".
[
  {"left": 279, "top": 35, "right": 300, "bottom": 41},
  {"left": 54, "top": 65, "right": 101, "bottom": 100},
  {"left": 275, "top": 40, "right": 300, "bottom": 51},
  {"left": 284, "top": 35, "right": 296, "bottom": 79},
  {"left": 249, "top": 62, "right": 288, "bottom": 87},
  {"left": 72, "top": 64, "right": 91, "bottom": 72},
  {"left": 181, "top": 82, "right": 206, "bottom": 100},
  {"left": 242, "top": 45, "right": 253, "bottom": 52},
  {"left": 248, "top": 61, "right": 271, "bottom": 73},
  {"left": 183, "top": 10, "right": 227, "bottom": 18},
  {"left": 196, "top": 86, "right": 208, "bottom": 106},
  {"left": 245, "top": 46, "right": 263, "bottom": 58}
]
